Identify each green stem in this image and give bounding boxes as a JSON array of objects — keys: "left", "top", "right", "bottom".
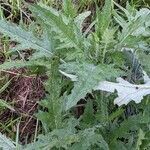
[{"left": 102, "top": 43, "right": 108, "bottom": 64}]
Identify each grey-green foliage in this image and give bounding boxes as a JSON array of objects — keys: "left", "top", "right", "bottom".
[
  {"left": 113, "top": 1, "right": 150, "bottom": 76},
  {"left": 25, "top": 118, "right": 109, "bottom": 150},
  {"left": 96, "top": 0, "right": 112, "bottom": 38},
  {"left": 0, "top": 133, "right": 15, "bottom": 150},
  {"left": 138, "top": 51, "right": 150, "bottom": 75},
  {"left": 81, "top": 100, "right": 95, "bottom": 125},
  {"left": 0, "top": 0, "right": 149, "bottom": 149},
  {"left": 36, "top": 58, "right": 63, "bottom": 131},
  {"left": 30, "top": 4, "right": 86, "bottom": 50},
  {"left": 60, "top": 62, "right": 122, "bottom": 110},
  {"left": 114, "top": 2, "right": 150, "bottom": 49},
  {"left": 0, "top": 19, "right": 52, "bottom": 56},
  {"left": 62, "top": 0, "right": 77, "bottom": 18}
]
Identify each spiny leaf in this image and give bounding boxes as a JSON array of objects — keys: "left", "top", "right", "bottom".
[
  {"left": 0, "top": 132, "right": 15, "bottom": 150},
  {"left": 25, "top": 118, "right": 79, "bottom": 149},
  {"left": 95, "top": 71, "right": 150, "bottom": 106},
  {"left": 0, "top": 19, "right": 52, "bottom": 56},
  {"left": 61, "top": 62, "right": 121, "bottom": 110},
  {"left": 63, "top": 0, "right": 77, "bottom": 18},
  {"left": 110, "top": 115, "right": 141, "bottom": 141},
  {"left": 70, "top": 128, "right": 109, "bottom": 150},
  {"left": 113, "top": 6, "right": 150, "bottom": 48},
  {"left": 0, "top": 60, "right": 49, "bottom": 71},
  {"left": 30, "top": 4, "right": 84, "bottom": 50},
  {"left": 82, "top": 100, "right": 95, "bottom": 125},
  {"left": 25, "top": 119, "right": 108, "bottom": 150},
  {"left": 96, "top": 0, "right": 112, "bottom": 38},
  {"left": 138, "top": 52, "right": 150, "bottom": 74},
  {"left": 136, "top": 129, "right": 145, "bottom": 150},
  {"left": 37, "top": 58, "right": 63, "bottom": 130}
]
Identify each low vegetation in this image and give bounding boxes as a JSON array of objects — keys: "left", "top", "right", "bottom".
[{"left": 0, "top": 0, "right": 150, "bottom": 149}]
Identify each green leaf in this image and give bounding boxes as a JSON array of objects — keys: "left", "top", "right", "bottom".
[
  {"left": 25, "top": 118, "right": 79, "bottom": 150},
  {"left": 30, "top": 4, "right": 84, "bottom": 50},
  {"left": 70, "top": 128, "right": 109, "bottom": 150},
  {"left": 138, "top": 52, "right": 150, "bottom": 75},
  {"left": 0, "top": 133, "right": 15, "bottom": 150},
  {"left": 62, "top": 0, "right": 77, "bottom": 18},
  {"left": 101, "top": 28, "right": 116, "bottom": 44},
  {"left": 0, "top": 19, "right": 52, "bottom": 56},
  {"left": 25, "top": 120, "right": 108, "bottom": 150},
  {"left": 113, "top": 5, "right": 150, "bottom": 48},
  {"left": 110, "top": 141, "right": 127, "bottom": 150},
  {"left": 82, "top": 100, "right": 95, "bottom": 125},
  {"left": 96, "top": 0, "right": 112, "bottom": 38},
  {"left": 110, "top": 115, "right": 141, "bottom": 142},
  {"left": 37, "top": 58, "right": 63, "bottom": 131},
  {"left": 108, "top": 108, "right": 124, "bottom": 121},
  {"left": 61, "top": 62, "right": 121, "bottom": 110},
  {"left": 136, "top": 129, "right": 145, "bottom": 150}
]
